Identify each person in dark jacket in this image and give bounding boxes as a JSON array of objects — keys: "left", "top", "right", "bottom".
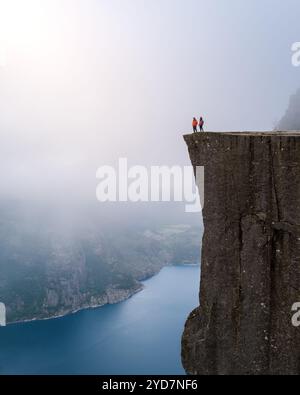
[
  {"left": 199, "top": 117, "right": 204, "bottom": 132},
  {"left": 192, "top": 117, "right": 198, "bottom": 133}
]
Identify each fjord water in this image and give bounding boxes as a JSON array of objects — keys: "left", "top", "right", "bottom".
[{"left": 0, "top": 265, "right": 200, "bottom": 375}]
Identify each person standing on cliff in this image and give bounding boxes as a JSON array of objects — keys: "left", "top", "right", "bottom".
[
  {"left": 199, "top": 117, "right": 204, "bottom": 132},
  {"left": 192, "top": 117, "right": 198, "bottom": 133}
]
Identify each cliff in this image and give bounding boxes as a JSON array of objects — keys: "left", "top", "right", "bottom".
[
  {"left": 276, "top": 89, "right": 300, "bottom": 130},
  {"left": 0, "top": 220, "right": 200, "bottom": 324},
  {"left": 182, "top": 132, "right": 300, "bottom": 375}
]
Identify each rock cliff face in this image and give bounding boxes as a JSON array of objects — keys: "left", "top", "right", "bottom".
[{"left": 182, "top": 132, "right": 300, "bottom": 375}]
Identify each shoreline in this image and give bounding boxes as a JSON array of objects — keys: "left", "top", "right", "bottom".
[
  {"left": 8, "top": 284, "right": 144, "bottom": 327},
  {"left": 6, "top": 263, "right": 199, "bottom": 327}
]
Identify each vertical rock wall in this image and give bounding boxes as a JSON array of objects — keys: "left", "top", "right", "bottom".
[{"left": 182, "top": 132, "right": 300, "bottom": 375}]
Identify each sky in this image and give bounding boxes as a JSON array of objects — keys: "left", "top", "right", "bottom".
[{"left": 0, "top": 0, "right": 300, "bottom": 210}]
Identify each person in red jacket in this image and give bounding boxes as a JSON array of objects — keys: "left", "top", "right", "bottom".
[
  {"left": 199, "top": 117, "right": 204, "bottom": 132},
  {"left": 192, "top": 117, "right": 198, "bottom": 133}
]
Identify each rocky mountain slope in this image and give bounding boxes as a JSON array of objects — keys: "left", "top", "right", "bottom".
[
  {"left": 0, "top": 207, "right": 200, "bottom": 324},
  {"left": 276, "top": 88, "right": 300, "bottom": 130}
]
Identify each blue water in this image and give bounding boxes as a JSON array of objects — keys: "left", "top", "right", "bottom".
[{"left": 0, "top": 265, "right": 200, "bottom": 375}]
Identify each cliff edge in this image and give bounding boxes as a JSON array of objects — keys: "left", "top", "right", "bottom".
[{"left": 182, "top": 132, "right": 300, "bottom": 375}]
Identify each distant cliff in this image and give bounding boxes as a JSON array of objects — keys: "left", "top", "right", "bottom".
[
  {"left": 276, "top": 89, "right": 300, "bottom": 130},
  {"left": 0, "top": 220, "right": 200, "bottom": 324},
  {"left": 182, "top": 132, "right": 300, "bottom": 375}
]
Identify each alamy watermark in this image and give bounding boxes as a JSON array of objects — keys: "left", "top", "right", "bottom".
[
  {"left": 291, "top": 42, "right": 300, "bottom": 67},
  {"left": 96, "top": 158, "right": 204, "bottom": 213},
  {"left": 292, "top": 303, "right": 300, "bottom": 327},
  {"left": 0, "top": 302, "right": 6, "bottom": 327}
]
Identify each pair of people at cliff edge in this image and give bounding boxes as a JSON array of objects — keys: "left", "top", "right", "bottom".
[{"left": 192, "top": 117, "right": 204, "bottom": 133}]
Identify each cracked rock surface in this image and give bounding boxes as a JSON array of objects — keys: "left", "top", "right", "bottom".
[{"left": 182, "top": 132, "right": 300, "bottom": 375}]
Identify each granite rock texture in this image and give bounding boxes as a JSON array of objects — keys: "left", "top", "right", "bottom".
[{"left": 182, "top": 132, "right": 300, "bottom": 375}]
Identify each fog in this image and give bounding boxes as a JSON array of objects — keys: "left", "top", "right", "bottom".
[
  {"left": 276, "top": 88, "right": 300, "bottom": 130},
  {"left": 1, "top": 0, "right": 300, "bottom": 226}
]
